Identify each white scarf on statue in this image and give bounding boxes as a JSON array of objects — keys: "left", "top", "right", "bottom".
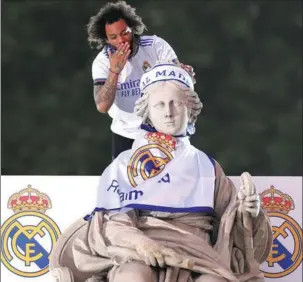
[{"left": 95, "top": 129, "right": 216, "bottom": 213}]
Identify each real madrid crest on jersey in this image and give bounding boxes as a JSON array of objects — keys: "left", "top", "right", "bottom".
[
  {"left": 0, "top": 185, "right": 61, "bottom": 278},
  {"left": 142, "top": 60, "right": 152, "bottom": 72},
  {"left": 127, "top": 132, "right": 176, "bottom": 187},
  {"left": 260, "top": 185, "right": 302, "bottom": 278}
]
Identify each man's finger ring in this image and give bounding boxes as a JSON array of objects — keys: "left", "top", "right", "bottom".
[{"left": 119, "top": 51, "right": 124, "bottom": 56}]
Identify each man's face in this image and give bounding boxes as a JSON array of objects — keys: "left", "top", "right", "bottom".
[
  {"left": 105, "top": 18, "right": 133, "bottom": 49},
  {"left": 147, "top": 83, "right": 189, "bottom": 136}
]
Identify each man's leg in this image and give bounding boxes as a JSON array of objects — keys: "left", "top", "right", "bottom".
[{"left": 111, "top": 132, "right": 134, "bottom": 160}]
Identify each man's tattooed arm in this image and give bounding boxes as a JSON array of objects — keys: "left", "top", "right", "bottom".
[{"left": 94, "top": 71, "right": 119, "bottom": 113}]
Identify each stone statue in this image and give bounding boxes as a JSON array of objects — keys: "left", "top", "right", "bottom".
[{"left": 50, "top": 62, "right": 272, "bottom": 282}]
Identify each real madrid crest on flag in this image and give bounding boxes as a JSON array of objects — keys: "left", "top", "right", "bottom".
[
  {"left": 127, "top": 132, "right": 177, "bottom": 187},
  {"left": 260, "top": 185, "right": 302, "bottom": 278},
  {"left": 0, "top": 185, "right": 61, "bottom": 278}
]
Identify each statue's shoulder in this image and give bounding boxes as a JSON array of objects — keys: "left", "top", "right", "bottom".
[{"left": 192, "top": 147, "right": 218, "bottom": 176}]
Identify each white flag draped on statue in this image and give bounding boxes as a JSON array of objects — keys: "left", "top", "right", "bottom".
[{"left": 95, "top": 129, "right": 215, "bottom": 213}]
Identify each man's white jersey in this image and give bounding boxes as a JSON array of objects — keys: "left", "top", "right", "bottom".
[{"left": 92, "top": 35, "right": 178, "bottom": 139}]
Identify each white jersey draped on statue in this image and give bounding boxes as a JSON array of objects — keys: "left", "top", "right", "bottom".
[{"left": 92, "top": 35, "right": 178, "bottom": 139}]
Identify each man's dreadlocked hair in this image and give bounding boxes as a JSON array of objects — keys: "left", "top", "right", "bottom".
[{"left": 87, "top": 1, "right": 147, "bottom": 50}]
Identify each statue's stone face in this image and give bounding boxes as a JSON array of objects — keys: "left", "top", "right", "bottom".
[{"left": 147, "top": 82, "right": 189, "bottom": 136}]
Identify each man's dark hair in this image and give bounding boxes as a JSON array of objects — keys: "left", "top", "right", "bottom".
[{"left": 87, "top": 1, "right": 147, "bottom": 50}]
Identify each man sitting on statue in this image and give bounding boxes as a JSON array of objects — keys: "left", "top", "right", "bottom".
[{"left": 51, "top": 62, "right": 273, "bottom": 282}]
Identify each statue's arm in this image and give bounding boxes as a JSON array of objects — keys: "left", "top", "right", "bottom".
[
  {"left": 103, "top": 209, "right": 146, "bottom": 248},
  {"left": 213, "top": 161, "right": 272, "bottom": 263}
]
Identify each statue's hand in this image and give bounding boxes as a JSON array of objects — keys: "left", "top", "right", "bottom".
[
  {"left": 135, "top": 239, "right": 181, "bottom": 267},
  {"left": 238, "top": 172, "right": 260, "bottom": 218},
  {"left": 180, "top": 63, "right": 196, "bottom": 83}
]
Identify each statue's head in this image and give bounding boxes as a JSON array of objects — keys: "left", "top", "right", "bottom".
[{"left": 135, "top": 62, "right": 198, "bottom": 136}]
